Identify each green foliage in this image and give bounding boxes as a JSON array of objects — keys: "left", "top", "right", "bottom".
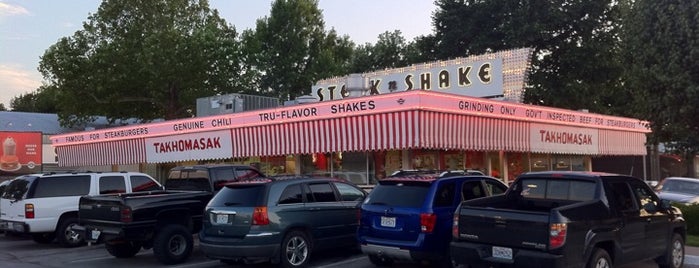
[
  {"left": 623, "top": 0, "right": 699, "bottom": 171},
  {"left": 244, "top": 0, "right": 353, "bottom": 101},
  {"left": 673, "top": 203, "right": 699, "bottom": 236},
  {"left": 432, "top": 0, "right": 627, "bottom": 115},
  {"left": 38, "top": 0, "right": 245, "bottom": 126},
  {"left": 10, "top": 86, "right": 59, "bottom": 113},
  {"left": 0, "top": 103, "right": 6, "bottom": 111}
]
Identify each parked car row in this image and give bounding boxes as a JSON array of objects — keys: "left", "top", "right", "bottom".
[{"left": 2, "top": 168, "right": 693, "bottom": 268}]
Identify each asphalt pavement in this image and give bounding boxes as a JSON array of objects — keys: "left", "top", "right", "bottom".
[{"left": 686, "top": 246, "right": 699, "bottom": 267}]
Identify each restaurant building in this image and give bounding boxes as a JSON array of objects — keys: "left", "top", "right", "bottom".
[{"left": 49, "top": 49, "right": 651, "bottom": 184}]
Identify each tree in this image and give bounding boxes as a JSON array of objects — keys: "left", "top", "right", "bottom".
[
  {"left": 624, "top": 0, "right": 699, "bottom": 176},
  {"left": 38, "top": 0, "right": 245, "bottom": 126},
  {"left": 432, "top": 0, "right": 627, "bottom": 115},
  {"left": 245, "top": 0, "right": 353, "bottom": 101},
  {"left": 0, "top": 103, "right": 6, "bottom": 111},
  {"left": 9, "top": 85, "right": 59, "bottom": 113}
]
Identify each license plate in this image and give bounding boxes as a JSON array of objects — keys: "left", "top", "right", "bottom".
[
  {"left": 90, "top": 230, "right": 101, "bottom": 240},
  {"left": 492, "top": 246, "right": 512, "bottom": 260},
  {"left": 380, "top": 216, "right": 396, "bottom": 227},
  {"left": 216, "top": 214, "right": 228, "bottom": 224}
]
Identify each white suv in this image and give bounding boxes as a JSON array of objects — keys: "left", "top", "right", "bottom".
[{"left": 0, "top": 172, "right": 162, "bottom": 247}]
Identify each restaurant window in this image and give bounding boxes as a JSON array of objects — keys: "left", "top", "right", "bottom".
[
  {"left": 507, "top": 152, "right": 528, "bottom": 181},
  {"left": 553, "top": 155, "right": 571, "bottom": 171},
  {"left": 530, "top": 154, "right": 549, "bottom": 171}
]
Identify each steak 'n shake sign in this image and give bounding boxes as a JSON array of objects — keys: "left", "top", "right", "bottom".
[{"left": 312, "top": 48, "right": 533, "bottom": 103}]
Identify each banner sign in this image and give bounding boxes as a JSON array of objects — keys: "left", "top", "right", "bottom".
[
  {"left": 145, "top": 130, "right": 233, "bottom": 163},
  {"left": 0, "top": 131, "right": 42, "bottom": 175},
  {"left": 530, "top": 123, "right": 599, "bottom": 154}
]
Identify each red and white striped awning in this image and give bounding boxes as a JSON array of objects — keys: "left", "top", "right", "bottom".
[
  {"left": 599, "top": 129, "right": 647, "bottom": 155},
  {"left": 54, "top": 110, "right": 647, "bottom": 167},
  {"left": 56, "top": 139, "right": 146, "bottom": 167},
  {"left": 230, "top": 111, "right": 531, "bottom": 158}
]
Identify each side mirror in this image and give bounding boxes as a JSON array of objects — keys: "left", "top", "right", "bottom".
[{"left": 643, "top": 201, "right": 658, "bottom": 214}]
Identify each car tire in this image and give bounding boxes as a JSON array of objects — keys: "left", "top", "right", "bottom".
[
  {"left": 586, "top": 248, "right": 612, "bottom": 268},
  {"left": 656, "top": 233, "right": 684, "bottom": 268},
  {"left": 55, "top": 217, "right": 85, "bottom": 247},
  {"left": 152, "top": 224, "right": 193, "bottom": 265},
  {"left": 280, "top": 230, "right": 312, "bottom": 268},
  {"left": 105, "top": 241, "right": 142, "bottom": 258},
  {"left": 31, "top": 233, "right": 56, "bottom": 244},
  {"left": 368, "top": 254, "right": 394, "bottom": 266}
]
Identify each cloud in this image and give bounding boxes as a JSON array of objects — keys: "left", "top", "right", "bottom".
[
  {"left": 0, "top": 2, "right": 30, "bottom": 17},
  {"left": 0, "top": 65, "right": 42, "bottom": 108}
]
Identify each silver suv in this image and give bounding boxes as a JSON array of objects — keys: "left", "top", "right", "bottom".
[{"left": 0, "top": 171, "right": 162, "bottom": 247}]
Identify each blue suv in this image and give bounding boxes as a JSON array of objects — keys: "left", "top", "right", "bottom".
[{"left": 357, "top": 174, "right": 507, "bottom": 267}]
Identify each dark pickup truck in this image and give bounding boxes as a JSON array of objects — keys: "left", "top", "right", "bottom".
[
  {"left": 450, "top": 171, "right": 686, "bottom": 268},
  {"left": 74, "top": 164, "right": 264, "bottom": 265}
]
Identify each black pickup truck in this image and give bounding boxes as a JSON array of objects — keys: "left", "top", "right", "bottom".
[
  {"left": 450, "top": 171, "right": 686, "bottom": 268},
  {"left": 74, "top": 164, "right": 264, "bottom": 265}
]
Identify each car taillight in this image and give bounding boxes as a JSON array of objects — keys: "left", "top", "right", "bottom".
[
  {"left": 452, "top": 213, "right": 460, "bottom": 238},
  {"left": 120, "top": 207, "right": 132, "bottom": 223},
  {"left": 549, "top": 223, "right": 567, "bottom": 249},
  {"left": 25, "top": 204, "right": 34, "bottom": 219},
  {"left": 420, "top": 213, "right": 436, "bottom": 233},
  {"left": 252, "top": 206, "right": 269, "bottom": 225}
]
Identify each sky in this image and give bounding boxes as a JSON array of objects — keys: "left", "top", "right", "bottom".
[{"left": 0, "top": 0, "right": 437, "bottom": 110}]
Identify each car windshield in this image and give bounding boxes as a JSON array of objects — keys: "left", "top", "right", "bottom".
[
  {"left": 365, "top": 181, "right": 430, "bottom": 207},
  {"left": 209, "top": 184, "right": 266, "bottom": 207},
  {"left": 658, "top": 179, "right": 699, "bottom": 195}
]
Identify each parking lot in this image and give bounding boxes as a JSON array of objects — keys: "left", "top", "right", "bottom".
[{"left": 1, "top": 232, "right": 695, "bottom": 268}]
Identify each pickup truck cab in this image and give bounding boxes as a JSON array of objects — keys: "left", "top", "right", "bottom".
[
  {"left": 450, "top": 171, "right": 686, "bottom": 268},
  {"left": 75, "top": 164, "right": 264, "bottom": 265}
]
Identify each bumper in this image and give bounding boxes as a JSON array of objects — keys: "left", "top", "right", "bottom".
[
  {"left": 0, "top": 220, "right": 30, "bottom": 233},
  {"left": 199, "top": 231, "right": 281, "bottom": 262},
  {"left": 361, "top": 244, "right": 413, "bottom": 261},
  {"left": 450, "top": 241, "right": 570, "bottom": 268},
  {"left": 199, "top": 240, "right": 278, "bottom": 261},
  {"left": 71, "top": 223, "right": 154, "bottom": 243}
]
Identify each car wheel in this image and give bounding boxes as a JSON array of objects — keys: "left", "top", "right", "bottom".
[
  {"left": 280, "top": 230, "right": 312, "bottom": 268},
  {"left": 105, "top": 241, "right": 142, "bottom": 258},
  {"left": 56, "top": 217, "right": 85, "bottom": 247},
  {"left": 586, "top": 248, "right": 612, "bottom": 268},
  {"left": 368, "top": 254, "right": 394, "bottom": 266},
  {"left": 153, "top": 224, "right": 193, "bottom": 265},
  {"left": 657, "top": 233, "right": 684, "bottom": 268},
  {"left": 31, "top": 233, "right": 56, "bottom": 244}
]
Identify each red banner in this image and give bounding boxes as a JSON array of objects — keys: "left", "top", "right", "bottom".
[{"left": 0, "top": 131, "right": 42, "bottom": 175}]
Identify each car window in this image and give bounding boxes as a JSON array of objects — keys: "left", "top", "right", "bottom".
[
  {"left": 235, "top": 168, "right": 264, "bottom": 180},
  {"left": 608, "top": 182, "right": 636, "bottom": 211},
  {"left": 366, "top": 182, "right": 430, "bottom": 207},
  {"left": 462, "top": 181, "right": 484, "bottom": 200},
  {"left": 2, "top": 177, "right": 33, "bottom": 200},
  {"left": 484, "top": 180, "right": 507, "bottom": 195},
  {"left": 519, "top": 178, "right": 595, "bottom": 201},
  {"left": 165, "top": 169, "right": 211, "bottom": 191},
  {"left": 33, "top": 175, "right": 91, "bottom": 198},
  {"left": 210, "top": 184, "right": 266, "bottom": 207},
  {"left": 308, "top": 183, "right": 337, "bottom": 202},
  {"left": 334, "top": 182, "right": 365, "bottom": 201},
  {"left": 99, "top": 175, "right": 127, "bottom": 194},
  {"left": 433, "top": 182, "right": 455, "bottom": 207},
  {"left": 629, "top": 180, "right": 658, "bottom": 210},
  {"left": 278, "top": 184, "right": 304, "bottom": 204},
  {"left": 131, "top": 175, "right": 161, "bottom": 192},
  {"left": 212, "top": 168, "right": 236, "bottom": 191}
]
